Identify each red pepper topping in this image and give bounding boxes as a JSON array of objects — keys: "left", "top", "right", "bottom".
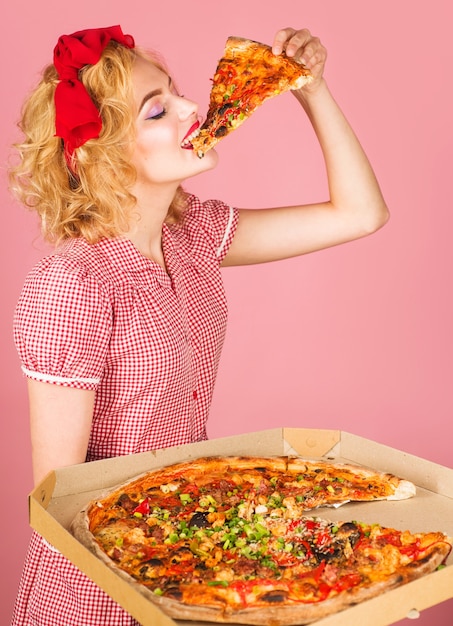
[
  {"left": 183, "top": 483, "right": 201, "bottom": 497},
  {"left": 132, "top": 498, "right": 150, "bottom": 516},
  {"left": 333, "top": 572, "right": 363, "bottom": 592}
]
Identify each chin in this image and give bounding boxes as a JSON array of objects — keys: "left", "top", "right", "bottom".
[
  {"left": 186, "top": 148, "right": 219, "bottom": 176},
  {"left": 199, "top": 147, "right": 219, "bottom": 169}
]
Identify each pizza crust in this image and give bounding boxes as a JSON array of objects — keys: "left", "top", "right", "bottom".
[{"left": 387, "top": 479, "right": 417, "bottom": 500}]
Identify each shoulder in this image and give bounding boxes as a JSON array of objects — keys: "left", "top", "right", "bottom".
[
  {"left": 23, "top": 238, "right": 137, "bottom": 291},
  {"left": 25, "top": 238, "right": 104, "bottom": 278},
  {"left": 17, "top": 239, "right": 119, "bottom": 322}
]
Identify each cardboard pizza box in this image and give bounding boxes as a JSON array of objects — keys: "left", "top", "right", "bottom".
[{"left": 29, "top": 428, "right": 453, "bottom": 626}]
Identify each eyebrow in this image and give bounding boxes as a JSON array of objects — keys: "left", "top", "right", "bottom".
[{"left": 138, "top": 75, "right": 173, "bottom": 113}]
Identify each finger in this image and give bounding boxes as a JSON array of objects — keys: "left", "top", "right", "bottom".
[
  {"left": 295, "top": 38, "right": 327, "bottom": 70},
  {"left": 272, "top": 27, "right": 297, "bottom": 55},
  {"left": 283, "top": 29, "right": 313, "bottom": 58}
]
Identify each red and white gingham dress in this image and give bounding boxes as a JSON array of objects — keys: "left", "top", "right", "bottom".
[{"left": 12, "top": 195, "right": 238, "bottom": 626}]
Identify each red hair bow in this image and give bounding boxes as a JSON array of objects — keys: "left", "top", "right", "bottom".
[{"left": 53, "top": 25, "right": 135, "bottom": 164}]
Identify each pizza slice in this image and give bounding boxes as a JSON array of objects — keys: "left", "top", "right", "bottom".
[
  {"left": 284, "top": 458, "right": 417, "bottom": 508},
  {"left": 189, "top": 36, "right": 313, "bottom": 158}
]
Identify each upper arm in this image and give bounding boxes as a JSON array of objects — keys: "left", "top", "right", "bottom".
[
  {"left": 222, "top": 201, "right": 387, "bottom": 267},
  {"left": 28, "top": 379, "right": 95, "bottom": 486}
]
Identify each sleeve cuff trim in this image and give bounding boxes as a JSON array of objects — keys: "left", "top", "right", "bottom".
[{"left": 21, "top": 366, "right": 100, "bottom": 386}]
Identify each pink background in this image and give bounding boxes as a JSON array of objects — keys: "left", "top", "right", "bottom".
[{"left": 1, "top": 0, "right": 452, "bottom": 623}]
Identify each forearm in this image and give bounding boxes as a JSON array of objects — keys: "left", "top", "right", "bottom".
[{"left": 293, "top": 79, "right": 389, "bottom": 232}]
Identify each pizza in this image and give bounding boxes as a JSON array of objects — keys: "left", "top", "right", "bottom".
[
  {"left": 188, "top": 37, "right": 313, "bottom": 158},
  {"left": 71, "top": 456, "right": 452, "bottom": 625}
]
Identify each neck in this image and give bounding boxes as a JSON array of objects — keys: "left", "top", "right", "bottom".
[{"left": 126, "top": 183, "right": 179, "bottom": 268}]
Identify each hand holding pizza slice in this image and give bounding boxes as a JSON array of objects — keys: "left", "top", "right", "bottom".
[{"left": 190, "top": 35, "right": 314, "bottom": 158}]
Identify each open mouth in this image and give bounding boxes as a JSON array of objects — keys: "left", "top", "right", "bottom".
[{"left": 181, "top": 121, "right": 201, "bottom": 149}]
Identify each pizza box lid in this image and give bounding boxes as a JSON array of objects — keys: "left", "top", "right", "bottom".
[{"left": 29, "top": 428, "right": 453, "bottom": 626}]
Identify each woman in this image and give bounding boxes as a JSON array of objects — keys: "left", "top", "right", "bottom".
[{"left": 11, "top": 24, "right": 388, "bottom": 626}]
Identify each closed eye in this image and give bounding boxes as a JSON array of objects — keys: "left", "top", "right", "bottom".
[{"left": 146, "top": 103, "right": 167, "bottom": 120}]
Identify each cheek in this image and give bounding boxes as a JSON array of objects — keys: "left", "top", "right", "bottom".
[
  {"left": 149, "top": 123, "right": 179, "bottom": 147},
  {"left": 132, "top": 134, "right": 173, "bottom": 178},
  {"left": 135, "top": 124, "right": 178, "bottom": 159}
]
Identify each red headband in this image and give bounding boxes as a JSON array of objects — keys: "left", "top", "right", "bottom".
[{"left": 53, "top": 25, "right": 135, "bottom": 165}]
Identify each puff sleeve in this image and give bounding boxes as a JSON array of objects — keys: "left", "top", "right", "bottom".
[
  {"left": 182, "top": 196, "right": 239, "bottom": 263},
  {"left": 14, "top": 254, "right": 113, "bottom": 390}
]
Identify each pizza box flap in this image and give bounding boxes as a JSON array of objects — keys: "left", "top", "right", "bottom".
[
  {"left": 29, "top": 428, "right": 453, "bottom": 626},
  {"left": 282, "top": 427, "right": 341, "bottom": 457}
]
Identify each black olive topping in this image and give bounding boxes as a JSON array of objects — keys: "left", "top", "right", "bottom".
[{"left": 189, "top": 511, "right": 211, "bottom": 528}]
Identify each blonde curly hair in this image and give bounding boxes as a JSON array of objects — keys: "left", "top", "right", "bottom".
[{"left": 9, "top": 41, "right": 187, "bottom": 244}]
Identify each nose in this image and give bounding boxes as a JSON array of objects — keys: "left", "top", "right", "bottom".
[{"left": 177, "top": 95, "right": 198, "bottom": 120}]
